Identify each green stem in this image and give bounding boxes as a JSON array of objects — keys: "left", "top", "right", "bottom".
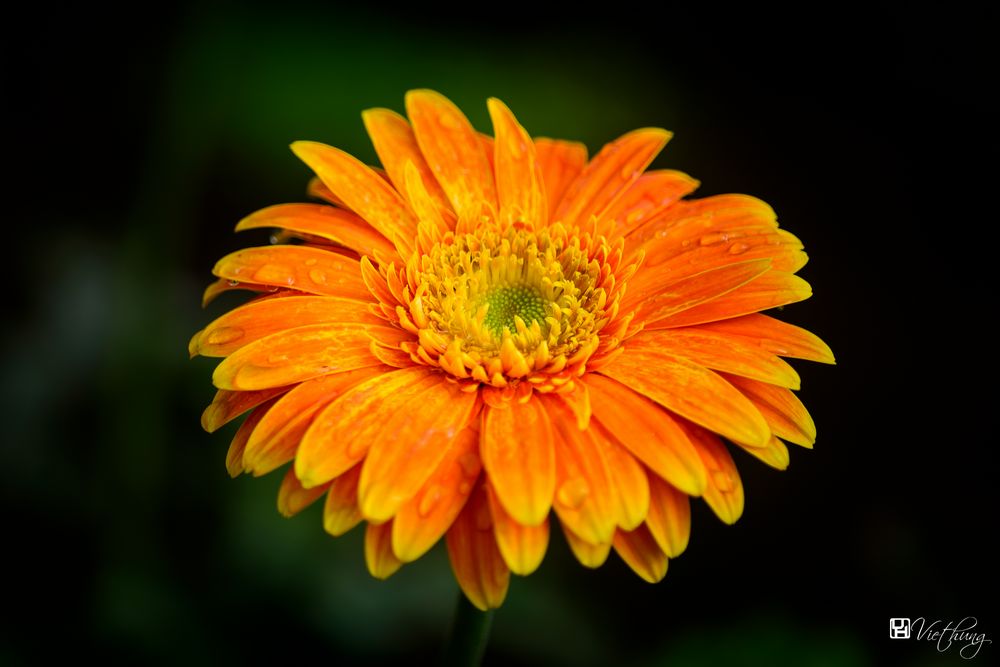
[{"left": 441, "top": 593, "right": 495, "bottom": 667}]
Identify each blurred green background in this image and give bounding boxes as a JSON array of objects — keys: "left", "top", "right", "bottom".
[{"left": 4, "top": 3, "right": 992, "bottom": 665}]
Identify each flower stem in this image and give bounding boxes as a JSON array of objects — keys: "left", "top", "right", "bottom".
[{"left": 442, "top": 593, "right": 494, "bottom": 666}]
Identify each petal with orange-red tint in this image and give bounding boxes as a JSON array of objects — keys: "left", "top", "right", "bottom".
[
  {"left": 597, "top": 170, "right": 699, "bottom": 235},
  {"left": 211, "top": 324, "right": 395, "bottom": 391},
  {"left": 392, "top": 428, "right": 480, "bottom": 562},
  {"left": 555, "top": 129, "right": 671, "bottom": 228},
  {"left": 601, "top": 342, "right": 771, "bottom": 448},
  {"left": 534, "top": 138, "right": 587, "bottom": 221},
  {"left": 323, "top": 463, "right": 363, "bottom": 537},
  {"left": 277, "top": 466, "right": 330, "bottom": 517},
  {"left": 291, "top": 141, "right": 416, "bottom": 253},
  {"left": 488, "top": 98, "right": 546, "bottom": 228},
  {"left": 191, "top": 296, "right": 384, "bottom": 358},
  {"left": 242, "top": 367, "right": 385, "bottom": 476},
  {"left": 212, "top": 246, "right": 370, "bottom": 299},
  {"left": 406, "top": 90, "right": 497, "bottom": 228},
  {"left": 613, "top": 525, "right": 669, "bottom": 583},
  {"left": 695, "top": 313, "right": 835, "bottom": 364},
  {"left": 201, "top": 386, "right": 291, "bottom": 433},
  {"left": 487, "top": 483, "right": 549, "bottom": 575},
  {"left": 645, "top": 472, "right": 691, "bottom": 558},
  {"left": 446, "top": 481, "right": 510, "bottom": 611},
  {"left": 561, "top": 524, "right": 611, "bottom": 568},
  {"left": 480, "top": 398, "right": 556, "bottom": 526},
  {"left": 722, "top": 373, "right": 817, "bottom": 447},
  {"left": 626, "top": 258, "right": 771, "bottom": 319},
  {"left": 359, "top": 379, "right": 480, "bottom": 522},
  {"left": 236, "top": 204, "right": 397, "bottom": 259},
  {"left": 682, "top": 422, "right": 745, "bottom": 524},
  {"left": 590, "top": 421, "right": 650, "bottom": 530},
  {"left": 224, "top": 399, "right": 276, "bottom": 477},
  {"left": 585, "top": 374, "right": 707, "bottom": 495},
  {"left": 296, "top": 367, "right": 438, "bottom": 488},
  {"left": 366, "top": 521, "right": 403, "bottom": 579}
]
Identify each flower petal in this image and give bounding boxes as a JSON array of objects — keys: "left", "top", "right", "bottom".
[
  {"left": 584, "top": 374, "right": 707, "bottom": 496},
  {"left": 406, "top": 90, "right": 497, "bottom": 228},
  {"left": 739, "top": 434, "right": 791, "bottom": 470},
  {"left": 295, "top": 367, "right": 439, "bottom": 488},
  {"left": 391, "top": 428, "right": 480, "bottom": 562},
  {"left": 613, "top": 525, "right": 669, "bottom": 583},
  {"left": 366, "top": 521, "right": 403, "bottom": 580},
  {"left": 534, "top": 138, "right": 587, "bottom": 221},
  {"left": 225, "top": 399, "right": 276, "bottom": 477},
  {"left": 544, "top": 396, "right": 618, "bottom": 545},
  {"left": 560, "top": 524, "right": 611, "bottom": 568},
  {"left": 486, "top": 482, "right": 549, "bottom": 576},
  {"left": 631, "top": 328, "right": 801, "bottom": 390},
  {"left": 597, "top": 169, "right": 699, "bottom": 236},
  {"left": 645, "top": 472, "right": 691, "bottom": 558},
  {"left": 694, "top": 313, "right": 835, "bottom": 364},
  {"left": 236, "top": 204, "right": 397, "bottom": 258},
  {"left": 554, "top": 128, "right": 671, "bottom": 228},
  {"left": 650, "top": 271, "right": 812, "bottom": 328},
  {"left": 626, "top": 258, "right": 772, "bottom": 319},
  {"left": 683, "top": 422, "right": 745, "bottom": 524},
  {"left": 359, "top": 377, "right": 480, "bottom": 522},
  {"left": 721, "top": 373, "right": 817, "bottom": 447},
  {"left": 212, "top": 246, "right": 370, "bottom": 298},
  {"left": 446, "top": 481, "right": 510, "bottom": 611},
  {"left": 201, "top": 386, "right": 291, "bottom": 433},
  {"left": 362, "top": 108, "right": 453, "bottom": 218},
  {"left": 488, "top": 97, "right": 546, "bottom": 228},
  {"left": 600, "top": 343, "right": 771, "bottom": 448},
  {"left": 480, "top": 397, "right": 556, "bottom": 526},
  {"left": 277, "top": 466, "right": 330, "bottom": 517},
  {"left": 323, "top": 463, "right": 363, "bottom": 536},
  {"left": 291, "top": 141, "right": 416, "bottom": 253},
  {"left": 192, "top": 295, "right": 384, "bottom": 358},
  {"left": 211, "top": 323, "right": 394, "bottom": 391},
  {"left": 243, "top": 367, "right": 384, "bottom": 476},
  {"left": 591, "top": 422, "right": 650, "bottom": 531}
]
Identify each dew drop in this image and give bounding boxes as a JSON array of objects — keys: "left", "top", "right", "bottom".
[
  {"left": 227, "top": 279, "right": 240, "bottom": 287},
  {"left": 253, "top": 264, "right": 294, "bottom": 285},
  {"left": 711, "top": 469, "right": 736, "bottom": 492},
  {"left": 557, "top": 478, "right": 590, "bottom": 509},
  {"left": 308, "top": 268, "right": 328, "bottom": 285},
  {"left": 205, "top": 326, "right": 244, "bottom": 346},
  {"left": 418, "top": 484, "right": 443, "bottom": 517},
  {"left": 458, "top": 481, "right": 472, "bottom": 495},
  {"left": 728, "top": 242, "right": 750, "bottom": 255},
  {"left": 305, "top": 258, "right": 318, "bottom": 266},
  {"left": 266, "top": 352, "right": 289, "bottom": 365},
  {"left": 699, "top": 232, "right": 729, "bottom": 246},
  {"left": 619, "top": 165, "right": 639, "bottom": 180}
]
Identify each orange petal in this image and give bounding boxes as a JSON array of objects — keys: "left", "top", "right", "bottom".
[
  {"left": 201, "top": 277, "right": 279, "bottom": 307},
  {"left": 641, "top": 228, "right": 807, "bottom": 281},
  {"left": 392, "top": 428, "right": 480, "bottom": 562},
  {"left": 590, "top": 422, "right": 650, "bottom": 530},
  {"left": 626, "top": 257, "right": 771, "bottom": 319},
  {"left": 359, "top": 378, "right": 480, "bottom": 522},
  {"left": 224, "top": 399, "right": 276, "bottom": 477},
  {"left": 236, "top": 203, "right": 397, "bottom": 258},
  {"left": 365, "top": 521, "right": 403, "bottom": 580},
  {"left": 613, "top": 525, "right": 668, "bottom": 583},
  {"left": 406, "top": 90, "right": 497, "bottom": 227},
  {"left": 544, "top": 396, "right": 618, "bottom": 545},
  {"left": 488, "top": 97, "right": 546, "bottom": 227},
  {"left": 555, "top": 380, "right": 591, "bottom": 430},
  {"left": 645, "top": 472, "right": 691, "bottom": 558},
  {"left": 584, "top": 374, "right": 707, "bottom": 496},
  {"left": 323, "top": 463, "right": 363, "bottom": 536},
  {"left": 446, "top": 481, "right": 510, "bottom": 611},
  {"left": 597, "top": 169, "right": 699, "bottom": 235},
  {"left": 243, "top": 367, "right": 384, "bottom": 476},
  {"left": 601, "top": 343, "right": 771, "bottom": 448},
  {"left": 739, "top": 434, "right": 791, "bottom": 470},
  {"left": 695, "top": 313, "right": 835, "bottom": 364},
  {"left": 211, "top": 324, "right": 393, "bottom": 391},
  {"left": 290, "top": 141, "right": 416, "bottom": 254},
  {"left": 627, "top": 193, "right": 778, "bottom": 250},
  {"left": 534, "top": 138, "right": 587, "bottom": 221},
  {"left": 277, "top": 466, "right": 330, "bottom": 517},
  {"left": 631, "top": 328, "right": 801, "bottom": 390},
  {"left": 295, "top": 367, "right": 439, "bottom": 488},
  {"left": 486, "top": 483, "right": 549, "bottom": 575},
  {"left": 683, "top": 422, "right": 745, "bottom": 524},
  {"left": 650, "top": 271, "right": 812, "bottom": 328},
  {"left": 201, "top": 386, "right": 291, "bottom": 433},
  {"left": 722, "top": 373, "right": 816, "bottom": 447},
  {"left": 554, "top": 129, "right": 671, "bottom": 228},
  {"left": 306, "top": 176, "right": 347, "bottom": 207},
  {"left": 192, "top": 295, "right": 384, "bottom": 358},
  {"left": 560, "top": 524, "right": 611, "bottom": 568},
  {"left": 212, "top": 246, "right": 370, "bottom": 299},
  {"left": 480, "top": 398, "right": 556, "bottom": 526},
  {"left": 362, "top": 108, "right": 453, "bottom": 219}
]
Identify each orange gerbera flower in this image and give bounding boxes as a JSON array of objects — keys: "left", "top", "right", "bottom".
[{"left": 191, "top": 90, "right": 833, "bottom": 610}]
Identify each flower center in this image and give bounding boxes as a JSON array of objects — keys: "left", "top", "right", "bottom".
[{"left": 480, "top": 285, "right": 548, "bottom": 337}]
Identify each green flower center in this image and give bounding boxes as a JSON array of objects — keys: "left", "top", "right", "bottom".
[{"left": 480, "top": 285, "right": 548, "bottom": 336}]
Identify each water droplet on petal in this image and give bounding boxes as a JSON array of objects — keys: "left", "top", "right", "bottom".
[
  {"left": 227, "top": 279, "right": 240, "bottom": 287},
  {"left": 205, "top": 326, "right": 244, "bottom": 346},
  {"left": 253, "top": 264, "right": 294, "bottom": 285},
  {"left": 711, "top": 469, "right": 736, "bottom": 492},
  {"left": 557, "top": 478, "right": 590, "bottom": 509},
  {"left": 458, "top": 481, "right": 472, "bottom": 495},
  {"left": 728, "top": 242, "right": 750, "bottom": 255},
  {"left": 305, "top": 258, "right": 318, "bottom": 266},
  {"left": 266, "top": 352, "right": 289, "bottom": 365},
  {"left": 418, "top": 484, "right": 443, "bottom": 517},
  {"left": 699, "top": 232, "right": 729, "bottom": 246},
  {"left": 308, "top": 268, "right": 328, "bottom": 285}
]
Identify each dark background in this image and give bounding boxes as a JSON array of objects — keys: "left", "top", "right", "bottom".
[{"left": 3, "top": 3, "right": 993, "bottom": 665}]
